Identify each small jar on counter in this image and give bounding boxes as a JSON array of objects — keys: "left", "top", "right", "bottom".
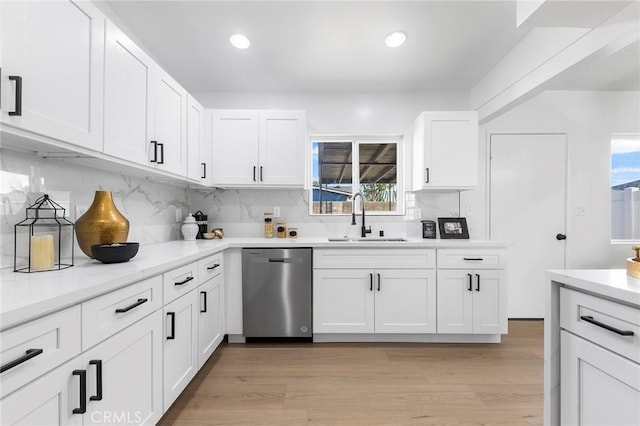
[
  {"left": 288, "top": 227, "right": 298, "bottom": 239},
  {"left": 276, "top": 222, "right": 287, "bottom": 238},
  {"left": 264, "top": 213, "right": 274, "bottom": 238}
]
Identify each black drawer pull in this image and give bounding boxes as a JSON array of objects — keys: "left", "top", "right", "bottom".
[
  {"left": 201, "top": 291, "right": 207, "bottom": 313},
  {"left": 115, "top": 298, "right": 148, "bottom": 313},
  {"left": 72, "top": 369, "right": 87, "bottom": 414},
  {"left": 377, "top": 273, "right": 381, "bottom": 291},
  {"left": 9, "top": 75, "right": 22, "bottom": 116},
  {"left": 467, "top": 273, "right": 472, "bottom": 291},
  {"left": 0, "top": 348, "right": 43, "bottom": 373},
  {"left": 369, "top": 273, "right": 373, "bottom": 291},
  {"left": 580, "top": 315, "right": 634, "bottom": 336},
  {"left": 175, "top": 276, "right": 194, "bottom": 286},
  {"left": 463, "top": 258, "right": 484, "bottom": 261},
  {"left": 475, "top": 273, "right": 480, "bottom": 291},
  {"left": 167, "top": 312, "right": 176, "bottom": 340},
  {"left": 89, "top": 360, "right": 103, "bottom": 401},
  {"left": 207, "top": 264, "right": 220, "bottom": 270}
]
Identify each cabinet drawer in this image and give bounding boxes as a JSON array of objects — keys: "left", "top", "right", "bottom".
[
  {"left": 82, "top": 275, "right": 162, "bottom": 350},
  {"left": 0, "top": 306, "right": 81, "bottom": 398},
  {"left": 164, "top": 261, "right": 199, "bottom": 304},
  {"left": 314, "top": 249, "right": 436, "bottom": 269},
  {"left": 437, "top": 249, "right": 507, "bottom": 269},
  {"left": 560, "top": 287, "right": 640, "bottom": 363},
  {"left": 198, "top": 253, "right": 223, "bottom": 283}
]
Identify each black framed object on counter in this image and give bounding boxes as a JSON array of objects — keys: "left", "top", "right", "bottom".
[{"left": 438, "top": 217, "right": 469, "bottom": 239}]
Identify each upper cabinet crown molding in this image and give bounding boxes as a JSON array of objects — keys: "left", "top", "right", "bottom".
[
  {"left": 209, "top": 109, "right": 307, "bottom": 188},
  {"left": 411, "top": 111, "right": 479, "bottom": 191},
  {"left": 0, "top": 0, "right": 105, "bottom": 151}
]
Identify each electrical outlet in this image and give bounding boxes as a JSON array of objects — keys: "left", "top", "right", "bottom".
[
  {"left": 175, "top": 208, "right": 183, "bottom": 223},
  {"left": 75, "top": 205, "right": 88, "bottom": 220},
  {"left": 273, "top": 206, "right": 280, "bottom": 217}
]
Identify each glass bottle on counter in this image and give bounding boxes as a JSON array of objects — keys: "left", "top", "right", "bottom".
[
  {"left": 277, "top": 222, "right": 287, "bottom": 238},
  {"left": 264, "top": 213, "right": 274, "bottom": 238}
]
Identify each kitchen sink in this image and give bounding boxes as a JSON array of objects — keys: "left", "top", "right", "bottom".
[{"left": 328, "top": 237, "right": 408, "bottom": 242}]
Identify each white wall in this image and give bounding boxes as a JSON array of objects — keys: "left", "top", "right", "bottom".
[{"left": 478, "top": 90, "right": 640, "bottom": 269}]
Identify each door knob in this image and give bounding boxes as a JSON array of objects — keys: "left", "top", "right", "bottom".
[{"left": 556, "top": 233, "right": 567, "bottom": 241}]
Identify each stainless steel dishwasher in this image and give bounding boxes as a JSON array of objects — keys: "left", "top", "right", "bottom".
[{"left": 242, "top": 248, "right": 312, "bottom": 338}]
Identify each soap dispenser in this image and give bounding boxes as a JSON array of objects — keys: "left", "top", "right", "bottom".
[{"left": 181, "top": 214, "right": 199, "bottom": 241}]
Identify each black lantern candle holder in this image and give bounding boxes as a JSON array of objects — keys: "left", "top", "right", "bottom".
[{"left": 14, "top": 194, "right": 75, "bottom": 273}]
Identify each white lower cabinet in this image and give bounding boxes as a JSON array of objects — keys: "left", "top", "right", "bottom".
[
  {"left": 437, "top": 269, "right": 505, "bottom": 334},
  {"left": 163, "top": 290, "right": 199, "bottom": 410},
  {"left": 198, "top": 272, "right": 225, "bottom": 368},
  {"left": 313, "top": 268, "right": 436, "bottom": 334},
  {"left": 0, "top": 311, "right": 163, "bottom": 426}
]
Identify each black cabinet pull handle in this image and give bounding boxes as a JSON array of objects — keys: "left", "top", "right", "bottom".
[
  {"left": 260, "top": 166, "right": 263, "bottom": 182},
  {"left": 0, "top": 348, "right": 43, "bottom": 373},
  {"left": 89, "top": 360, "right": 102, "bottom": 401},
  {"left": 201, "top": 291, "right": 207, "bottom": 313},
  {"left": 556, "top": 233, "right": 567, "bottom": 241},
  {"left": 425, "top": 167, "right": 430, "bottom": 184},
  {"left": 9, "top": 75, "right": 22, "bottom": 116},
  {"left": 150, "top": 141, "right": 158, "bottom": 163},
  {"left": 201, "top": 162, "right": 207, "bottom": 179},
  {"left": 580, "top": 315, "right": 634, "bottom": 336},
  {"left": 464, "top": 258, "right": 484, "bottom": 261},
  {"left": 206, "top": 263, "right": 220, "bottom": 270},
  {"left": 369, "top": 273, "right": 373, "bottom": 291},
  {"left": 377, "top": 273, "right": 381, "bottom": 291},
  {"left": 475, "top": 274, "right": 480, "bottom": 291},
  {"left": 467, "top": 273, "right": 472, "bottom": 291},
  {"left": 167, "top": 312, "right": 176, "bottom": 340},
  {"left": 72, "top": 370, "right": 87, "bottom": 414},
  {"left": 158, "top": 142, "right": 164, "bottom": 164},
  {"left": 253, "top": 166, "right": 257, "bottom": 182},
  {"left": 115, "top": 298, "right": 148, "bottom": 313},
  {"left": 174, "top": 276, "right": 194, "bottom": 286}
]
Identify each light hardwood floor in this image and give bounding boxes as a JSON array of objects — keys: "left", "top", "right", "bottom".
[{"left": 159, "top": 320, "right": 543, "bottom": 425}]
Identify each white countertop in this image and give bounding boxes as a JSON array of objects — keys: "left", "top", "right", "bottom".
[
  {"left": 1, "top": 237, "right": 508, "bottom": 331},
  {"left": 547, "top": 269, "right": 640, "bottom": 306}
]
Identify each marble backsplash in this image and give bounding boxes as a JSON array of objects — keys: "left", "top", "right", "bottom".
[{"left": 1, "top": 149, "right": 462, "bottom": 269}]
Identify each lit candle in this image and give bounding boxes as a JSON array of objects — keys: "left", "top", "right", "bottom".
[{"left": 31, "top": 234, "right": 55, "bottom": 270}]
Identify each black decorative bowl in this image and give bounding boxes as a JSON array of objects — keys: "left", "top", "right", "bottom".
[{"left": 91, "top": 242, "right": 139, "bottom": 264}]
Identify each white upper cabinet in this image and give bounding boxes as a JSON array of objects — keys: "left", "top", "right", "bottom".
[
  {"left": 412, "top": 111, "right": 478, "bottom": 190},
  {"left": 151, "top": 69, "right": 188, "bottom": 176},
  {"left": 209, "top": 110, "right": 307, "bottom": 187},
  {"left": 103, "top": 20, "right": 153, "bottom": 166},
  {"left": 0, "top": 0, "right": 105, "bottom": 151},
  {"left": 186, "top": 95, "right": 211, "bottom": 184}
]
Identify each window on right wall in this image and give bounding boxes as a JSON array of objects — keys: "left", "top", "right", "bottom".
[{"left": 611, "top": 134, "right": 640, "bottom": 241}]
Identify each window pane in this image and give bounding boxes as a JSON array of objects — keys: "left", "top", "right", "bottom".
[
  {"left": 611, "top": 135, "right": 640, "bottom": 240},
  {"left": 312, "top": 141, "right": 354, "bottom": 214},
  {"left": 359, "top": 143, "right": 397, "bottom": 213}
]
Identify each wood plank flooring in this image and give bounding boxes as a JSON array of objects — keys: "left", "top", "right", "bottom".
[{"left": 158, "top": 320, "right": 543, "bottom": 425}]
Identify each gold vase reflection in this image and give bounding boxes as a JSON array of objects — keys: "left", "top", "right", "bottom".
[{"left": 75, "top": 191, "right": 129, "bottom": 258}]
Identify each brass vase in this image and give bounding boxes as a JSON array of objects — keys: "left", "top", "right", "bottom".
[{"left": 76, "top": 191, "right": 129, "bottom": 257}]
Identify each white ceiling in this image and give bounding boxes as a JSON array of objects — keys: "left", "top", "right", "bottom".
[{"left": 103, "top": 0, "right": 639, "bottom": 94}]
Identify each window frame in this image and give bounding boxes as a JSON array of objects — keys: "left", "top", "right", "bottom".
[
  {"left": 610, "top": 133, "right": 640, "bottom": 243},
  {"left": 309, "top": 134, "right": 404, "bottom": 216}
]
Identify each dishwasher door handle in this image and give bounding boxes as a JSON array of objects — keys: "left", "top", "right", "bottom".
[{"left": 268, "top": 258, "right": 285, "bottom": 263}]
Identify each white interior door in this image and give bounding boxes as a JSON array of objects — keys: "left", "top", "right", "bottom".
[{"left": 490, "top": 134, "right": 566, "bottom": 318}]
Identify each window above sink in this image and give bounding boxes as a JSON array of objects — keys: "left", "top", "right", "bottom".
[{"left": 310, "top": 135, "right": 404, "bottom": 216}]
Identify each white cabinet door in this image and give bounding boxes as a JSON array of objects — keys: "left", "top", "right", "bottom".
[
  {"left": 437, "top": 269, "right": 505, "bottom": 334},
  {"left": 561, "top": 331, "right": 640, "bottom": 426},
  {"left": 0, "top": 358, "right": 82, "bottom": 426},
  {"left": 198, "top": 273, "right": 225, "bottom": 368},
  {"left": 186, "top": 95, "right": 209, "bottom": 184},
  {"left": 163, "top": 290, "right": 198, "bottom": 410},
  {"left": 437, "top": 270, "right": 474, "bottom": 334},
  {"left": 210, "top": 110, "right": 260, "bottom": 185},
  {"left": 151, "top": 69, "right": 187, "bottom": 176},
  {"left": 103, "top": 20, "right": 153, "bottom": 167},
  {"left": 374, "top": 269, "right": 437, "bottom": 334},
  {"left": 0, "top": 0, "right": 104, "bottom": 151},
  {"left": 259, "top": 110, "right": 306, "bottom": 186},
  {"left": 412, "top": 111, "right": 478, "bottom": 190},
  {"left": 313, "top": 269, "right": 375, "bottom": 333},
  {"left": 83, "top": 311, "right": 163, "bottom": 426}
]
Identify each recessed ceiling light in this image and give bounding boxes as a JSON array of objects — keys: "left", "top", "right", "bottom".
[
  {"left": 230, "top": 34, "right": 250, "bottom": 49},
  {"left": 385, "top": 31, "right": 407, "bottom": 48}
]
